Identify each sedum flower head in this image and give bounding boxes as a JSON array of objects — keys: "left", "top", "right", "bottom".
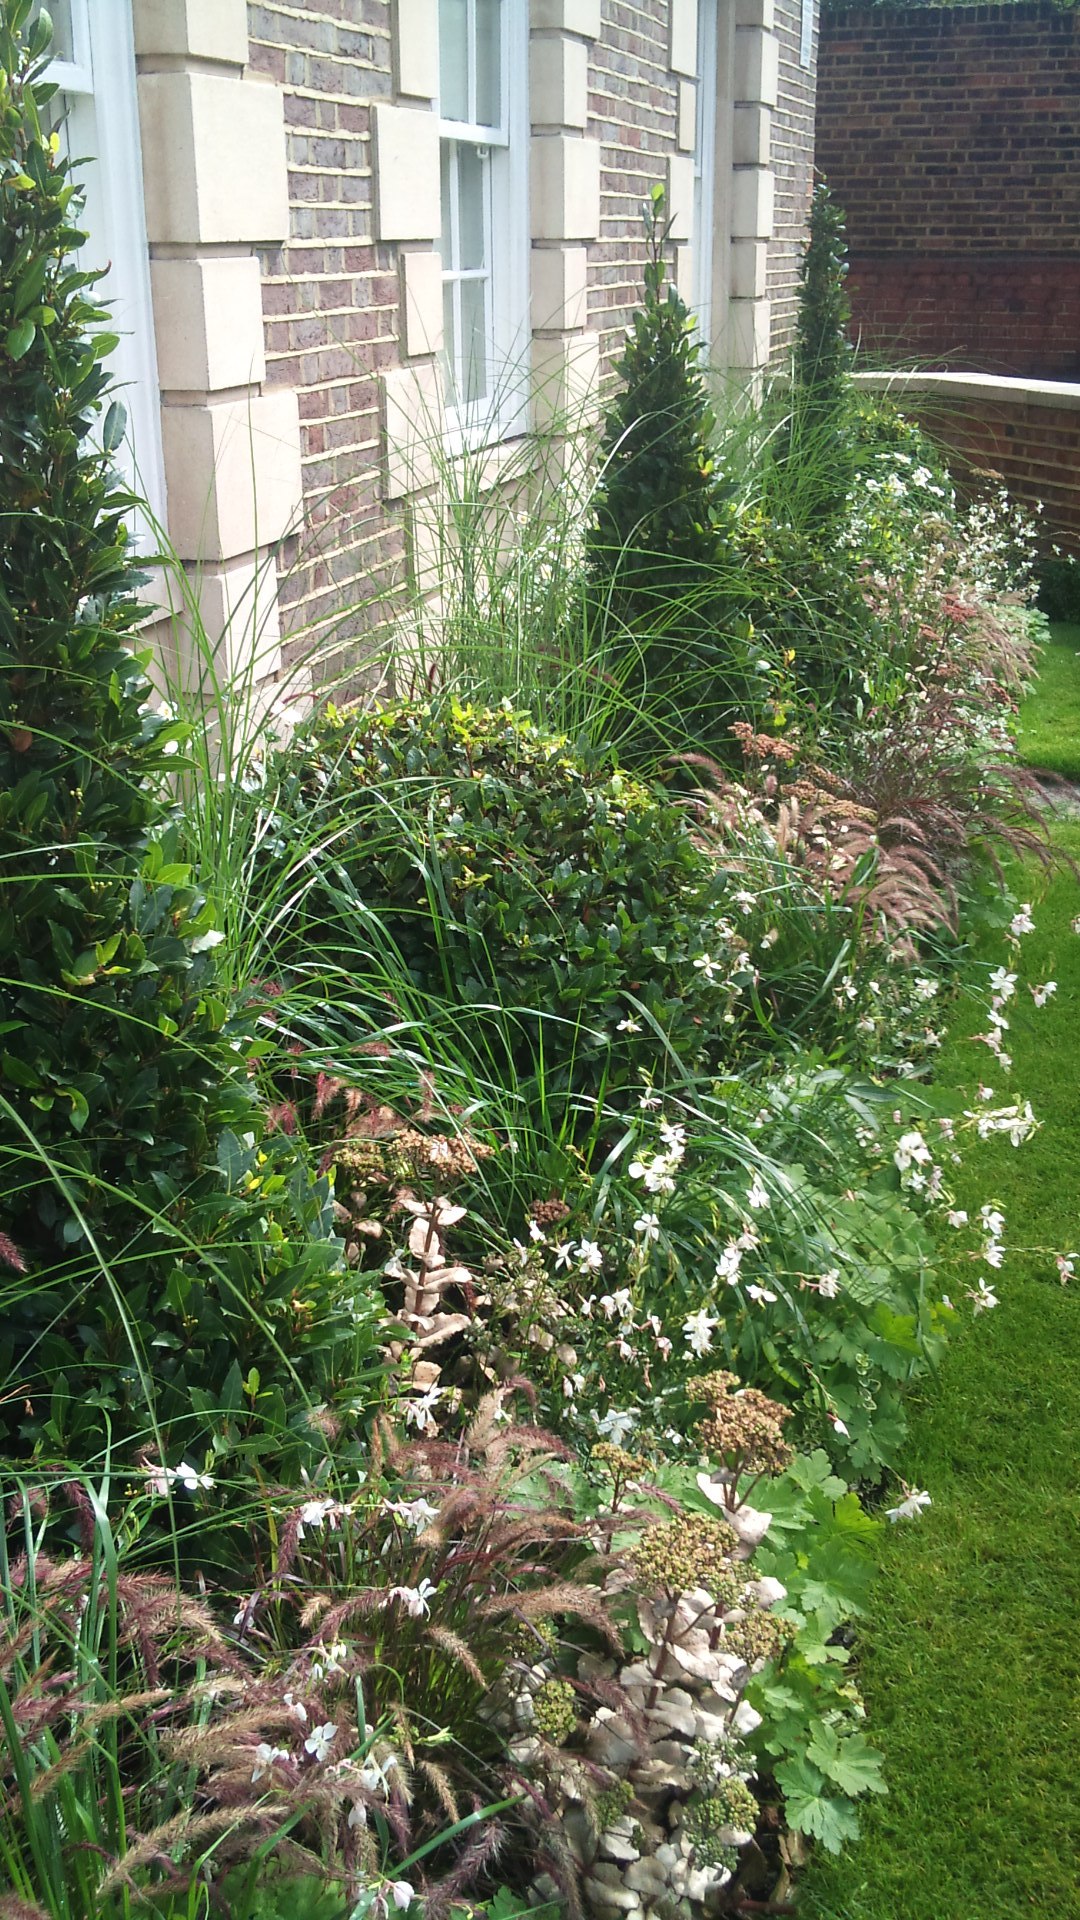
[
  {"left": 532, "top": 1676, "right": 578, "bottom": 1745},
  {"left": 630, "top": 1512, "right": 738, "bottom": 1598},
  {"left": 687, "top": 1370, "right": 793, "bottom": 1475}
]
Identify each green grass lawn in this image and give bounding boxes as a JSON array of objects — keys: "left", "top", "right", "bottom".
[
  {"left": 1017, "top": 621, "right": 1080, "bottom": 780},
  {"left": 800, "top": 633, "right": 1080, "bottom": 1919}
]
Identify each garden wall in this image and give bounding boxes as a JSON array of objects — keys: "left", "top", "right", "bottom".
[
  {"left": 817, "top": 3, "right": 1080, "bottom": 379},
  {"left": 856, "top": 372, "right": 1080, "bottom": 555}
]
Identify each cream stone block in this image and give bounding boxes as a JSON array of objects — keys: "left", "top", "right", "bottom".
[
  {"left": 383, "top": 361, "right": 442, "bottom": 498},
  {"left": 531, "top": 245, "right": 588, "bottom": 332},
  {"left": 157, "top": 555, "right": 284, "bottom": 685},
  {"left": 733, "top": 102, "right": 771, "bottom": 166},
  {"left": 400, "top": 250, "right": 444, "bottom": 358},
  {"left": 532, "top": 330, "right": 600, "bottom": 426},
  {"left": 677, "top": 80, "right": 697, "bottom": 153},
  {"left": 734, "top": 28, "right": 780, "bottom": 106},
  {"left": 732, "top": 166, "right": 774, "bottom": 239},
  {"left": 735, "top": 0, "right": 776, "bottom": 27},
  {"left": 373, "top": 103, "right": 441, "bottom": 241},
  {"left": 531, "top": 135, "right": 601, "bottom": 241},
  {"left": 395, "top": 0, "right": 439, "bottom": 98},
  {"left": 530, "top": 33, "right": 589, "bottom": 128},
  {"left": 729, "top": 296, "right": 772, "bottom": 369},
  {"left": 669, "top": 0, "right": 699, "bottom": 76},
  {"left": 139, "top": 72, "right": 288, "bottom": 245},
  {"left": 160, "top": 388, "right": 303, "bottom": 562},
  {"left": 730, "top": 237, "right": 769, "bottom": 300},
  {"left": 673, "top": 243, "right": 695, "bottom": 305},
  {"left": 666, "top": 152, "right": 695, "bottom": 241},
  {"left": 133, "top": 0, "right": 249, "bottom": 63},
  {"left": 529, "top": 0, "right": 602, "bottom": 36},
  {"left": 151, "top": 257, "right": 266, "bottom": 393}
]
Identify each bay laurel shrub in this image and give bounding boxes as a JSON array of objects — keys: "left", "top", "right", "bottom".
[
  {"left": 255, "top": 698, "right": 875, "bottom": 1134},
  {"left": 0, "top": 6, "right": 380, "bottom": 1469}
]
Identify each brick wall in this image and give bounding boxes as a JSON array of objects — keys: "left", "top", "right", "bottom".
[
  {"left": 769, "top": 0, "right": 817, "bottom": 358},
  {"left": 918, "top": 396, "right": 1080, "bottom": 554},
  {"left": 248, "top": 1, "right": 405, "bottom": 678},
  {"left": 817, "top": 4, "right": 1080, "bottom": 376},
  {"left": 587, "top": 2, "right": 679, "bottom": 375}
]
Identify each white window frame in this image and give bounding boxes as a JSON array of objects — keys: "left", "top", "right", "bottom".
[
  {"left": 693, "top": 0, "right": 718, "bottom": 352},
  {"left": 44, "top": 0, "right": 167, "bottom": 547},
  {"left": 436, "top": 1, "right": 529, "bottom": 451}
]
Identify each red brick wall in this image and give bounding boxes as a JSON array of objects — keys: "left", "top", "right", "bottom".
[
  {"left": 817, "top": 4, "right": 1080, "bottom": 377},
  {"left": 248, "top": 1, "right": 406, "bottom": 676},
  {"left": 921, "top": 398, "right": 1080, "bottom": 554},
  {"left": 770, "top": 0, "right": 818, "bottom": 359}
]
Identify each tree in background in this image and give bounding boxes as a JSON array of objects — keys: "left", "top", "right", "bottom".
[{"left": 787, "top": 179, "right": 855, "bottom": 534}]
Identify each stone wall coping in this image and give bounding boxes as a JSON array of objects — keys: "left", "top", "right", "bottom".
[{"left": 854, "top": 369, "right": 1080, "bottom": 413}]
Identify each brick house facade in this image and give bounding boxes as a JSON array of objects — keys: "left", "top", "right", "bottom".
[{"left": 73, "top": 2, "right": 818, "bottom": 691}]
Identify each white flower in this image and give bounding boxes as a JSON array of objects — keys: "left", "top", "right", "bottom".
[
  {"left": 683, "top": 1307, "right": 719, "bottom": 1356},
  {"left": 387, "top": 1884, "right": 415, "bottom": 1913},
  {"left": 745, "top": 1174, "right": 769, "bottom": 1212},
  {"left": 946, "top": 1210, "right": 968, "bottom": 1228},
  {"left": 251, "top": 1742, "right": 289, "bottom": 1783},
  {"left": 745, "top": 1283, "right": 777, "bottom": 1304},
  {"left": 348, "top": 1801, "right": 367, "bottom": 1830},
  {"left": 828, "top": 1410, "right": 850, "bottom": 1436},
  {"left": 596, "top": 1406, "right": 637, "bottom": 1445},
  {"left": 978, "top": 1084, "right": 994, "bottom": 1102},
  {"left": 1009, "top": 904, "right": 1035, "bottom": 937},
  {"left": 616, "top": 1015, "right": 642, "bottom": 1033},
  {"left": 694, "top": 953, "right": 720, "bottom": 982},
  {"left": 387, "top": 1579, "right": 437, "bottom": 1618},
  {"left": 885, "top": 1487, "right": 932, "bottom": 1522},
  {"left": 283, "top": 1690, "right": 307, "bottom": 1724},
  {"left": 1055, "top": 1254, "right": 1074, "bottom": 1285},
  {"left": 817, "top": 1269, "right": 841, "bottom": 1299},
  {"left": 913, "top": 975, "right": 939, "bottom": 1001},
  {"left": 528, "top": 1218, "right": 545, "bottom": 1243},
  {"left": 633, "top": 1210, "right": 661, "bottom": 1241},
  {"left": 403, "top": 1383, "right": 443, "bottom": 1430},
  {"left": 384, "top": 1497, "right": 439, "bottom": 1535},
  {"left": 577, "top": 1238, "right": 604, "bottom": 1272},
  {"left": 894, "top": 1130, "right": 931, "bottom": 1174},
  {"left": 967, "top": 1277, "right": 999, "bottom": 1314},
  {"left": 310, "top": 1640, "right": 348, "bottom": 1680},
  {"left": 988, "top": 967, "right": 1017, "bottom": 1001},
  {"left": 303, "top": 1722, "right": 338, "bottom": 1764},
  {"left": 984, "top": 1242, "right": 1004, "bottom": 1269},
  {"left": 760, "top": 927, "right": 779, "bottom": 949},
  {"left": 659, "top": 1120, "right": 687, "bottom": 1156},
  {"left": 732, "top": 888, "right": 756, "bottom": 914},
  {"left": 297, "top": 1497, "right": 338, "bottom": 1538},
  {"left": 1031, "top": 981, "right": 1057, "bottom": 1008},
  {"left": 553, "top": 1241, "right": 574, "bottom": 1271},
  {"left": 1071, "top": 914, "right": 1080, "bottom": 935},
  {"left": 599, "top": 1287, "right": 633, "bottom": 1322},
  {"left": 714, "top": 1242, "right": 742, "bottom": 1285},
  {"left": 169, "top": 1461, "right": 215, "bottom": 1493}
]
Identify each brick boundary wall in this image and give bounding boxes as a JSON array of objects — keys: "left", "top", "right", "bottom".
[
  {"left": 769, "top": 0, "right": 817, "bottom": 360},
  {"left": 817, "top": 4, "right": 1080, "bottom": 378}
]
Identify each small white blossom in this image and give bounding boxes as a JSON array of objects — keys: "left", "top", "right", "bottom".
[
  {"left": 304, "top": 1722, "right": 338, "bottom": 1764},
  {"left": 633, "top": 1210, "right": 661, "bottom": 1241},
  {"left": 386, "top": 1579, "right": 437, "bottom": 1618},
  {"left": 553, "top": 1241, "right": 574, "bottom": 1271},
  {"left": 745, "top": 1174, "right": 769, "bottom": 1211},
  {"left": 886, "top": 1487, "right": 932, "bottom": 1522},
  {"left": 714, "top": 1242, "right": 742, "bottom": 1285},
  {"left": 403, "top": 1384, "right": 444, "bottom": 1430},
  {"left": 1009, "top": 904, "right": 1035, "bottom": 937},
  {"left": 577, "top": 1238, "right": 604, "bottom": 1272},
  {"left": 251, "top": 1742, "right": 289, "bottom": 1783},
  {"left": 616, "top": 1015, "right": 642, "bottom": 1033},
  {"left": 683, "top": 1307, "right": 719, "bottom": 1356},
  {"left": 383, "top": 1497, "right": 439, "bottom": 1535},
  {"left": 988, "top": 967, "right": 1017, "bottom": 1001},
  {"left": 1031, "top": 981, "right": 1057, "bottom": 1008},
  {"left": 967, "top": 1277, "right": 999, "bottom": 1314},
  {"left": 946, "top": 1210, "right": 969, "bottom": 1229},
  {"left": 595, "top": 1407, "right": 637, "bottom": 1445},
  {"left": 817, "top": 1269, "right": 841, "bottom": 1299},
  {"left": 745, "top": 1283, "right": 777, "bottom": 1305}
]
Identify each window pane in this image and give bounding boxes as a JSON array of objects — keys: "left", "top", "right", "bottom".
[
  {"left": 475, "top": 0, "right": 501, "bottom": 127},
  {"left": 457, "top": 143, "right": 485, "bottom": 271},
  {"left": 459, "top": 276, "right": 489, "bottom": 407},
  {"left": 439, "top": 0, "right": 468, "bottom": 121},
  {"left": 443, "top": 279, "right": 457, "bottom": 393},
  {"left": 32, "top": 0, "right": 75, "bottom": 61}
]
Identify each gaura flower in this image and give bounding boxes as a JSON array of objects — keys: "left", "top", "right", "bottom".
[
  {"left": 251, "top": 1742, "right": 290, "bottom": 1783},
  {"left": 1031, "top": 981, "right": 1057, "bottom": 1008},
  {"left": 966, "top": 1277, "right": 999, "bottom": 1314},
  {"left": 885, "top": 1486, "right": 932, "bottom": 1522},
  {"left": 303, "top": 1722, "right": 338, "bottom": 1764},
  {"left": 745, "top": 1174, "right": 769, "bottom": 1211},
  {"left": 386, "top": 1579, "right": 437, "bottom": 1618},
  {"left": 633, "top": 1210, "right": 661, "bottom": 1241},
  {"left": 1009, "top": 904, "right": 1035, "bottom": 937},
  {"left": 683, "top": 1306, "right": 719, "bottom": 1356}
]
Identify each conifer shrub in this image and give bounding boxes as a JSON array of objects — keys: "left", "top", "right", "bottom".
[
  {"left": 586, "top": 186, "right": 752, "bottom": 759},
  {"left": 0, "top": 2, "right": 377, "bottom": 1469},
  {"left": 786, "top": 180, "right": 855, "bottom": 536}
]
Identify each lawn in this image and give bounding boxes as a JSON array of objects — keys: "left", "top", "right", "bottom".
[
  {"left": 1016, "top": 620, "right": 1080, "bottom": 780},
  {"left": 800, "top": 631, "right": 1080, "bottom": 1918}
]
